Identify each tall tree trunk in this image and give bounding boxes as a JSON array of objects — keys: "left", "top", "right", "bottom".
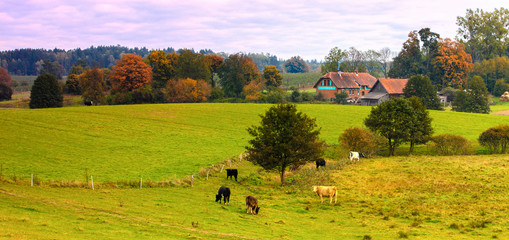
[
  {"left": 409, "top": 141, "right": 414, "bottom": 156},
  {"left": 280, "top": 169, "right": 286, "bottom": 185}
]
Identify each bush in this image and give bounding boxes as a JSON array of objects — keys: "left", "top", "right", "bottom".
[
  {"left": 334, "top": 92, "right": 348, "bottom": 104},
  {"left": 29, "top": 74, "right": 63, "bottom": 108},
  {"left": 290, "top": 90, "right": 302, "bottom": 102},
  {"left": 339, "top": 127, "right": 384, "bottom": 157},
  {"left": 431, "top": 134, "right": 472, "bottom": 155},
  {"left": 107, "top": 91, "right": 133, "bottom": 105},
  {"left": 478, "top": 125, "right": 509, "bottom": 153},
  {"left": 131, "top": 86, "right": 153, "bottom": 104},
  {"left": 301, "top": 92, "right": 314, "bottom": 102},
  {"left": 209, "top": 87, "right": 224, "bottom": 101},
  {"left": 265, "top": 89, "right": 286, "bottom": 103}
]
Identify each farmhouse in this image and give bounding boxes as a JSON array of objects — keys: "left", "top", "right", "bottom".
[
  {"left": 359, "top": 78, "right": 408, "bottom": 106},
  {"left": 313, "top": 71, "right": 377, "bottom": 101}
]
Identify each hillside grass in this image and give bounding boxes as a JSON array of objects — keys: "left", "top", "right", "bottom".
[
  {"left": 1, "top": 103, "right": 508, "bottom": 182},
  {"left": 1, "top": 154, "right": 508, "bottom": 239}
]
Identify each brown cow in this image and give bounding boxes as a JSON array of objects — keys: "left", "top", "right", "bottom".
[
  {"left": 312, "top": 186, "right": 337, "bottom": 204},
  {"left": 245, "top": 195, "right": 260, "bottom": 214}
]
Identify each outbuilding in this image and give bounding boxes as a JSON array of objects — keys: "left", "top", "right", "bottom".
[{"left": 359, "top": 78, "right": 408, "bottom": 106}]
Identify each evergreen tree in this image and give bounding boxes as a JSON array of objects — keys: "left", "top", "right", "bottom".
[{"left": 29, "top": 74, "right": 63, "bottom": 108}]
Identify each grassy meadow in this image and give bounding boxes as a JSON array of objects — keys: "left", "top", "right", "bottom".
[
  {"left": 1, "top": 103, "right": 509, "bottom": 182},
  {"left": 1, "top": 154, "right": 508, "bottom": 239}
]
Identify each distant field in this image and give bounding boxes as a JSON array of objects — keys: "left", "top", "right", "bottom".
[
  {"left": 1, "top": 103, "right": 508, "bottom": 182},
  {"left": 281, "top": 72, "right": 322, "bottom": 88},
  {"left": 0, "top": 154, "right": 507, "bottom": 239}
]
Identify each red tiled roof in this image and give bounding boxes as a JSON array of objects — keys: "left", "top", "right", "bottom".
[
  {"left": 313, "top": 72, "right": 376, "bottom": 89},
  {"left": 377, "top": 78, "right": 408, "bottom": 94}
]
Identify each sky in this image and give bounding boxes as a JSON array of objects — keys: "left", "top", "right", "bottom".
[{"left": 0, "top": 0, "right": 507, "bottom": 60}]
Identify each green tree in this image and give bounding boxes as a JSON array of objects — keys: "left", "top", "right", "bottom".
[
  {"left": 418, "top": 28, "right": 441, "bottom": 74},
  {"left": 364, "top": 98, "right": 414, "bottom": 156},
  {"left": 406, "top": 97, "right": 434, "bottom": 154},
  {"left": 80, "top": 68, "right": 106, "bottom": 105},
  {"left": 403, "top": 74, "right": 441, "bottom": 110},
  {"left": 63, "top": 74, "right": 81, "bottom": 95},
  {"left": 321, "top": 47, "right": 346, "bottom": 74},
  {"left": 39, "top": 59, "right": 63, "bottom": 80},
  {"left": 389, "top": 31, "right": 423, "bottom": 78},
  {"left": 246, "top": 103, "right": 323, "bottom": 185},
  {"left": 0, "top": 67, "right": 13, "bottom": 101},
  {"left": 457, "top": 8, "right": 509, "bottom": 62},
  {"left": 284, "top": 56, "right": 309, "bottom": 73},
  {"left": 452, "top": 76, "right": 490, "bottom": 113},
  {"left": 493, "top": 79, "right": 509, "bottom": 96},
  {"left": 176, "top": 49, "right": 211, "bottom": 81},
  {"left": 218, "top": 53, "right": 260, "bottom": 98},
  {"left": 263, "top": 65, "right": 283, "bottom": 87},
  {"left": 29, "top": 74, "right": 63, "bottom": 108}
]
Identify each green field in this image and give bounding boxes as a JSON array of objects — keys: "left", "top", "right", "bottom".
[
  {"left": 281, "top": 72, "right": 322, "bottom": 88},
  {"left": 1, "top": 103, "right": 509, "bottom": 182},
  {"left": 1, "top": 154, "right": 508, "bottom": 239}
]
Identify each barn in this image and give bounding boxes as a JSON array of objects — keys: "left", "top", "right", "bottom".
[
  {"left": 313, "top": 71, "right": 377, "bottom": 102},
  {"left": 359, "top": 78, "right": 408, "bottom": 106}
]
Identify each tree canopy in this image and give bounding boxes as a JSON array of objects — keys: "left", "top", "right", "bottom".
[
  {"left": 263, "top": 65, "right": 283, "bottom": 87},
  {"left": 284, "top": 56, "right": 309, "bottom": 73},
  {"left": 246, "top": 103, "right": 323, "bottom": 185},
  {"left": 403, "top": 74, "right": 441, "bottom": 110},
  {"left": 109, "top": 54, "right": 153, "bottom": 92},
  {"left": 29, "top": 74, "right": 63, "bottom": 108},
  {"left": 433, "top": 38, "right": 473, "bottom": 89},
  {"left": 452, "top": 75, "right": 490, "bottom": 113},
  {"left": 0, "top": 67, "right": 13, "bottom": 101},
  {"left": 218, "top": 53, "right": 260, "bottom": 98},
  {"left": 80, "top": 68, "right": 106, "bottom": 105}
]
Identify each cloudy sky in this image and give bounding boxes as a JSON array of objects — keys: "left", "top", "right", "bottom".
[{"left": 0, "top": 0, "right": 506, "bottom": 60}]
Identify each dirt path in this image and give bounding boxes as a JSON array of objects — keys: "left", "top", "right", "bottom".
[{"left": 491, "top": 110, "right": 509, "bottom": 115}]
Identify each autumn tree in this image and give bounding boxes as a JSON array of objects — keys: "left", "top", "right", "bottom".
[
  {"left": 147, "top": 50, "right": 178, "bottom": 88},
  {"left": 205, "top": 54, "right": 224, "bottom": 88},
  {"left": 109, "top": 54, "right": 152, "bottom": 92},
  {"left": 457, "top": 8, "right": 509, "bottom": 62},
  {"left": 339, "top": 127, "right": 382, "bottom": 157},
  {"left": 403, "top": 74, "right": 441, "bottom": 110},
  {"left": 0, "top": 67, "right": 13, "bottom": 101},
  {"left": 176, "top": 49, "right": 211, "bottom": 81},
  {"left": 63, "top": 74, "right": 81, "bottom": 95},
  {"left": 218, "top": 53, "right": 260, "bottom": 98},
  {"left": 80, "top": 68, "right": 106, "bottom": 105},
  {"left": 29, "top": 74, "right": 63, "bottom": 108},
  {"left": 263, "top": 65, "right": 282, "bottom": 87},
  {"left": 243, "top": 79, "right": 264, "bottom": 101},
  {"left": 364, "top": 98, "right": 414, "bottom": 156},
  {"left": 166, "top": 78, "right": 211, "bottom": 103},
  {"left": 284, "top": 56, "right": 309, "bottom": 73},
  {"left": 246, "top": 103, "right": 323, "bottom": 185},
  {"left": 470, "top": 56, "right": 509, "bottom": 93},
  {"left": 433, "top": 38, "right": 473, "bottom": 89}
]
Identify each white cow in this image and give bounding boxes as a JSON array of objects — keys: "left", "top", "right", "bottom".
[{"left": 349, "top": 151, "right": 359, "bottom": 161}]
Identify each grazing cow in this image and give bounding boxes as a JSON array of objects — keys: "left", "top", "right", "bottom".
[
  {"left": 349, "top": 151, "right": 360, "bottom": 162},
  {"left": 226, "top": 169, "right": 238, "bottom": 181},
  {"left": 215, "top": 186, "right": 230, "bottom": 205},
  {"left": 312, "top": 186, "right": 337, "bottom": 204},
  {"left": 315, "top": 158, "right": 326, "bottom": 169},
  {"left": 84, "top": 101, "right": 93, "bottom": 106},
  {"left": 245, "top": 195, "right": 260, "bottom": 214}
]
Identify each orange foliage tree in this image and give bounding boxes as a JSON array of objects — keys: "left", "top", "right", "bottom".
[
  {"left": 146, "top": 50, "right": 178, "bottom": 88},
  {"left": 0, "top": 67, "right": 13, "bottom": 100},
  {"left": 243, "top": 79, "right": 264, "bottom": 101},
  {"left": 433, "top": 38, "right": 473, "bottom": 89},
  {"left": 79, "top": 68, "right": 106, "bottom": 105},
  {"left": 110, "top": 54, "right": 152, "bottom": 92},
  {"left": 166, "top": 78, "right": 211, "bottom": 103}
]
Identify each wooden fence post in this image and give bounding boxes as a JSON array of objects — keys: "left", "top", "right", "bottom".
[
  {"left": 140, "top": 177, "right": 142, "bottom": 189},
  {"left": 31, "top": 174, "right": 33, "bottom": 187},
  {"left": 220, "top": 165, "right": 225, "bottom": 173},
  {"left": 91, "top": 176, "right": 94, "bottom": 190}
]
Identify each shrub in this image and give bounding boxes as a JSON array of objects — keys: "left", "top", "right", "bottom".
[
  {"left": 338, "top": 127, "right": 383, "bottom": 157},
  {"left": 131, "top": 86, "right": 153, "bottom": 104},
  {"left": 301, "top": 92, "right": 314, "bottom": 102},
  {"left": 29, "top": 74, "right": 63, "bottom": 108},
  {"left": 265, "top": 89, "right": 286, "bottom": 103},
  {"left": 209, "top": 87, "right": 224, "bottom": 101},
  {"left": 431, "top": 134, "right": 472, "bottom": 155},
  {"left": 334, "top": 92, "right": 348, "bottom": 104},
  {"left": 478, "top": 125, "right": 509, "bottom": 153},
  {"left": 290, "top": 90, "right": 302, "bottom": 102},
  {"left": 107, "top": 91, "right": 133, "bottom": 105}
]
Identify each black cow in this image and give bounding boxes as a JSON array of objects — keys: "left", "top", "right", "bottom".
[
  {"left": 84, "top": 101, "right": 93, "bottom": 106},
  {"left": 215, "top": 186, "right": 230, "bottom": 205},
  {"left": 226, "top": 169, "right": 238, "bottom": 181},
  {"left": 315, "top": 158, "right": 326, "bottom": 169}
]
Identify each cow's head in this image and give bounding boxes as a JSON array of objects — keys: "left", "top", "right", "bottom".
[
  {"left": 312, "top": 186, "right": 318, "bottom": 192},
  {"left": 255, "top": 206, "right": 260, "bottom": 214},
  {"left": 215, "top": 194, "right": 221, "bottom": 202}
]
